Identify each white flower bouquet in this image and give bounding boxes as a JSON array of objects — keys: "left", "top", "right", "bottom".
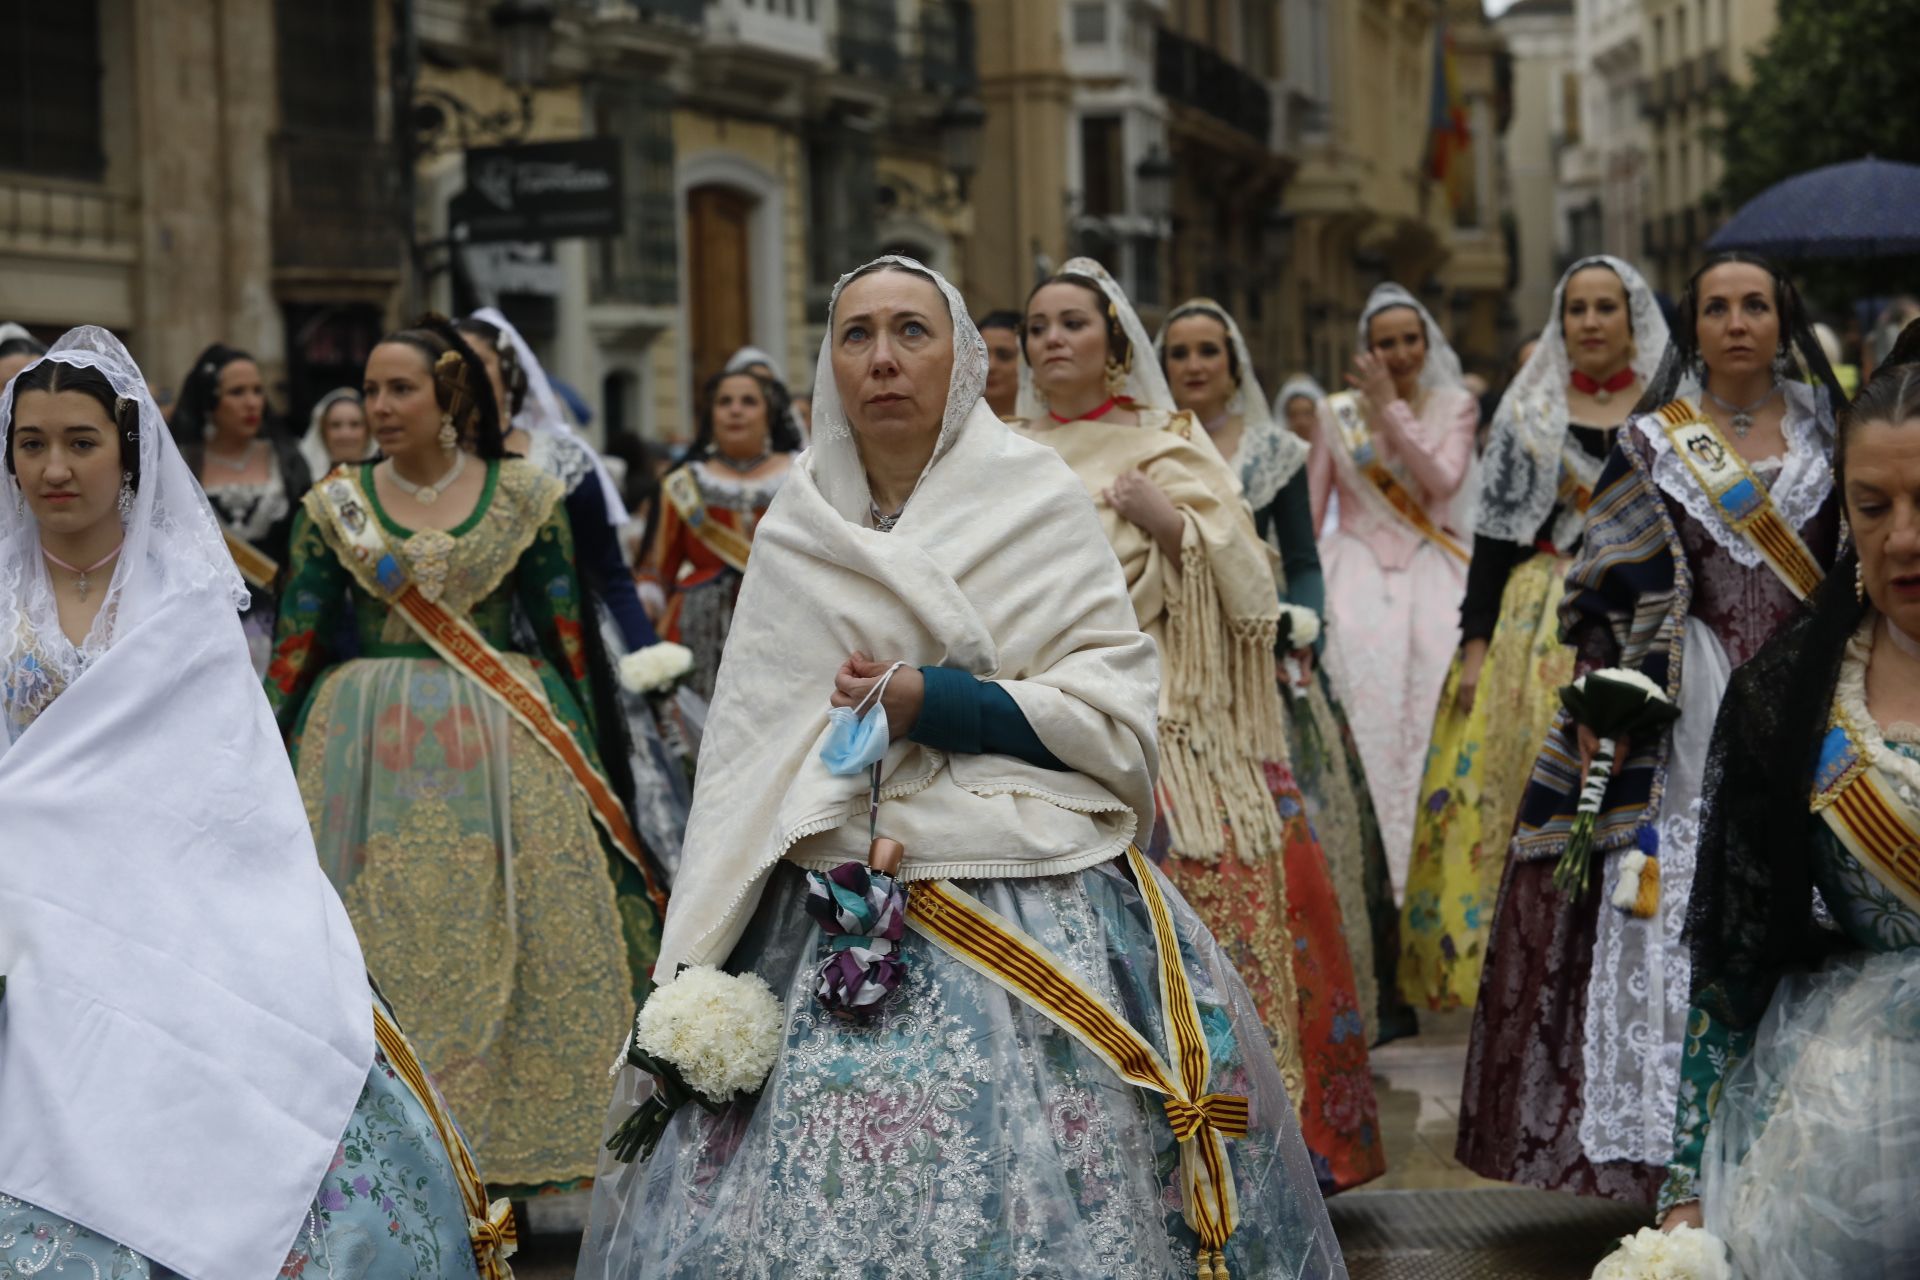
[
  {"left": 618, "top": 641, "right": 695, "bottom": 695},
  {"left": 1553, "top": 667, "right": 1680, "bottom": 899},
  {"left": 606, "top": 964, "right": 784, "bottom": 1162},
  {"left": 1277, "top": 604, "right": 1321, "bottom": 651},
  {"left": 1589, "top": 1223, "right": 1732, "bottom": 1280}
]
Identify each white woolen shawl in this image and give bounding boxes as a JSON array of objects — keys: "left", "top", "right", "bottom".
[
  {"left": 0, "top": 330, "right": 371, "bottom": 1280},
  {"left": 655, "top": 256, "right": 1161, "bottom": 974}
]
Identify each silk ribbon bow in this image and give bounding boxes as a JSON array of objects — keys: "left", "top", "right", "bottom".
[
  {"left": 471, "top": 1197, "right": 520, "bottom": 1262},
  {"left": 1162, "top": 1092, "right": 1251, "bottom": 1144}
]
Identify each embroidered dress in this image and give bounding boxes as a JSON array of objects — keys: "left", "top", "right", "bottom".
[
  {"left": 1459, "top": 389, "right": 1839, "bottom": 1202},
  {"left": 1661, "top": 615, "right": 1920, "bottom": 1277},
  {"left": 266, "top": 458, "right": 663, "bottom": 1193},
  {"left": 644, "top": 460, "right": 786, "bottom": 700},
  {"left": 1398, "top": 422, "right": 1614, "bottom": 1011}
]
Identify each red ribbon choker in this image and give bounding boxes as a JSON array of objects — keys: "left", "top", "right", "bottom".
[
  {"left": 1571, "top": 368, "right": 1636, "bottom": 396},
  {"left": 1049, "top": 396, "right": 1125, "bottom": 424}
]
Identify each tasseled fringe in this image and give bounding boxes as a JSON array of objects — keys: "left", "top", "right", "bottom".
[
  {"left": 1610, "top": 850, "right": 1661, "bottom": 918},
  {"left": 1158, "top": 542, "right": 1296, "bottom": 867}
]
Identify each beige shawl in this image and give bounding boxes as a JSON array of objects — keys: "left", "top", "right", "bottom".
[
  {"left": 1018, "top": 406, "right": 1291, "bottom": 864},
  {"left": 655, "top": 258, "right": 1160, "bottom": 974}
]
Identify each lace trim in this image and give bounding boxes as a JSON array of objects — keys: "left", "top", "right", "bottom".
[
  {"left": 689, "top": 460, "right": 788, "bottom": 512},
  {"left": 205, "top": 462, "right": 292, "bottom": 544},
  {"left": 1634, "top": 382, "right": 1832, "bottom": 569},
  {"left": 526, "top": 429, "right": 597, "bottom": 495}
]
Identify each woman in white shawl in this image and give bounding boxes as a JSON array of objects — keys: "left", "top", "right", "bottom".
[
  {"left": 1306, "top": 284, "right": 1480, "bottom": 898},
  {"left": 298, "top": 385, "right": 375, "bottom": 478},
  {"left": 0, "top": 329, "right": 512, "bottom": 1280},
  {"left": 1400, "top": 258, "right": 1668, "bottom": 1013},
  {"left": 578, "top": 258, "right": 1345, "bottom": 1278}
]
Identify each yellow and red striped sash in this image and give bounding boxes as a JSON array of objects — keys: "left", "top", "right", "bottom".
[
  {"left": 372, "top": 1004, "right": 518, "bottom": 1279},
  {"left": 906, "top": 846, "right": 1245, "bottom": 1269},
  {"left": 313, "top": 474, "right": 669, "bottom": 915},
  {"left": 1656, "top": 400, "right": 1825, "bottom": 600},
  {"left": 1327, "top": 391, "right": 1469, "bottom": 564},
  {"left": 1811, "top": 714, "right": 1920, "bottom": 916},
  {"left": 663, "top": 466, "right": 754, "bottom": 574}
]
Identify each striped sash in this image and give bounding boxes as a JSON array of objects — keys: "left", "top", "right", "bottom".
[
  {"left": 312, "top": 473, "right": 669, "bottom": 915},
  {"left": 663, "top": 466, "right": 753, "bottom": 574},
  {"left": 371, "top": 1004, "right": 518, "bottom": 1279},
  {"left": 907, "top": 846, "right": 1245, "bottom": 1270},
  {"left": 1327, "top": 391, "right": 1469, "bottom": 563},
  {"left": 1811, "top": 714, "right": 1920, "bottom": 916},
  {"left": 1656, "top": 401, "right": 1824, "bottom": 599}
]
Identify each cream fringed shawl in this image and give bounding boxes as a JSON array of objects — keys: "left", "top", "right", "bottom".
[
  {"left": 1018, "top": 407, "right": 1292, "bottom": 864},
  {"left": 654, "top": 399, "right": 1162, "bottom": 974}
]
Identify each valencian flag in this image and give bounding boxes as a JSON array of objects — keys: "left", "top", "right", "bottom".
[{"left": 1426, "top": 15, "right": 1473, "bottom": 214}]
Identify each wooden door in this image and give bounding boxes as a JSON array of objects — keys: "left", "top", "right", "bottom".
[{"left": 687, "top": 184, "right": 755, "bottom": 404}]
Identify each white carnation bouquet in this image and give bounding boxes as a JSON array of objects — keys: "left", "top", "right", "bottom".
[
  {"left": 606, "top": 964, "right": 784, "bottom": 1161},
  {"left": 1553, "top": 666, "right": 1679, "bottom": 902},
  {"left": 1277, "top": 604, "right": 1320, "bottom": 651},
  {"left": 1589, "top": 1223, "right": 1732, "bottom": 1280},
  {"left": 618, "top": 641, "right": 695, "bottom": 695}
]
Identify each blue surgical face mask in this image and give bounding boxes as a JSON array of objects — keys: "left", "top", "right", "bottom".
[{"left": 819, "top": 661, "right": 906, "bottom": 776}]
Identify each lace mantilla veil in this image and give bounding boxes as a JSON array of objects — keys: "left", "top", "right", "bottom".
[
  {"left": 1016, "top": 257, "right": 1176, "bottom": 420},
  {"left": 0, "top": 326, "right": 247, "bottom": 755},
  {"left": 1476, "top": 255, "right": 1670, "bottom": 544},
  {"left": 1156, "top": 298, "right": 1309, "bottom": 511},
  {"left": 807, "top": 253, "right": 989, "bottom": 523},
  {"left": 1351, "top": 283, "right": 1479, "bottom": 532},
  {"left": 468, "top": 305, "right": 628, "bottom": 522}
]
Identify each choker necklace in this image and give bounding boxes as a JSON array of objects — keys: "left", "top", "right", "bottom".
[
  {"left": 388, "top": 449, "right": 465, "bottom": 505},
  {"left": 1886, "top": 616, "right": 1920, "bottom": 663},
  {"left": 1049, "top": 396, "right": 1122, "bottom": 424},
  {"left": 711, "top": 449, "right": 771, "bottom": 476},
  {"left": 1570, "top": 367, "right": 1635, "bottom": 404},
  {"left": 43, "top": 541, "right": 124, "bottom": 602},
  {"left": 1703, "top": 380, "right": 1781, "bottom": 440}
]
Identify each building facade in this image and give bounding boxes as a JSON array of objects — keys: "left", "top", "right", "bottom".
[
  {"left": 1496, "top": 0, "right": 1577, "bottom": 335},
  {"left": 1557, "top": 0, "right": 1653, "bottom": 274},
  {"left": 1639, "top": 0, "right": 1775, "bottom": 294}
]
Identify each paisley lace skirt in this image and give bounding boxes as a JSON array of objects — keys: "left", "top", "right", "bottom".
[
  {"left": 1400, "top": 554, "right": 1574, "bottom": 1012},
  {"left": 295, "top": 654, "right": 659, "bottom": 1192},
  {"left": 0, "top": 1010, "right": 484, "bottom": 1280},
  {"left": 577, "top": 861, "right": 1348, "bottom": 1280},
  {"left": 1703, "top": 947, "right": 1920, "bottom": 1279}
]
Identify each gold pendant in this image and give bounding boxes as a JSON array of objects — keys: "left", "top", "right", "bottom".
[{"left": 417, "top": 487, "right": 440, "bottom": 505}]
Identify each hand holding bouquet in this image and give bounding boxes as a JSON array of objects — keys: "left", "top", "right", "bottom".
[
  {"left": 1553, "top": 668, "right": 1680, "bottom": 899},
  {"left": 1589, "top": 1223, "right": 1731, "bottom": 1280}
]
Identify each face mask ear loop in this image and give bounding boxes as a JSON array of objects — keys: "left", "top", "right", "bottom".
[
  {"left": 854, "top": 660, "right": 908, "bottom": 843},
  {"left": 850, "top": 660, "right": 909, "bottom": 717}
]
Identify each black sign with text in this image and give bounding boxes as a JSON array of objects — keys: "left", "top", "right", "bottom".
[{"left": 453, "top": 139, "right": 623, "bottom": 244}]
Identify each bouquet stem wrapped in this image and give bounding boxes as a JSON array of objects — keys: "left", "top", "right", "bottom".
[
  {"left": 1553, "top": 668, "right": 1680, "bottom": 899},
  {"left": 805, "top": 837, "right": 909, "bottom": 1021}
]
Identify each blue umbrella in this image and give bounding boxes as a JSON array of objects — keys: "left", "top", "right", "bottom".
[{"left": 1707, "top": 156, "right": 1920, "bottom": 259}]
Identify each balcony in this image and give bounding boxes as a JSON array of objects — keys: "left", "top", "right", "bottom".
[
  {"left": 837, "top": 0, "right": 900, "bottom": 79},
  {"left": 703, "top": 0, "right": 830, "bottom": 67},
  {"left": 1154, "top": 26, "right": 1272, "bottom": 145},
  {"left": 919, "top": 0, "right": 978, "bottom": 95},
  {"left": 622, "top": 0, "right": 705, "bottom": 21},
  {"left": 1638, "top": 74, "right": 1667, "bottom": 120},
  {"left": 270, "top": 132, "right": 401, "bottom": 276}
]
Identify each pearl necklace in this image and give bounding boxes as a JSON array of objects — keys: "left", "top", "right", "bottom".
[
  {"left": 1885, "top": 616, "right": 1920, "bottom": 664},
  {"left": 43, "top": 541, "right": 123, "bottom": 602},
  {"left": 711, "top": 449, "right": 771, "bottom": 476},
  {"left": 387, "top": 450, "right": 466, "bottom": 505},
  {"left": 205, "top": 439, "right": 259, "bottom": 474}
]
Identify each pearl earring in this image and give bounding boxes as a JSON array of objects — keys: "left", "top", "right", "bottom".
[
  {"left": 437, "top": 412, "right": 458, "bottom": 453},
  {"left": 1856, "top": 558, "right": 1866, "bottom": 603}
]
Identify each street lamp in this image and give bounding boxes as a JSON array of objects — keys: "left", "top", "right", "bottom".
[
  {"left": 490, "top": 0, "right": 556, "bottom": 93},
  {"left": 1134, "top": 147, "right": 1175, "bottom": 225}
]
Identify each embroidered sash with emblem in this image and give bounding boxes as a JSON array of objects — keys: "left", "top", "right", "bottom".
[
  {"left": 663, "top": 466, "right": 753, "bottom": 574},
  {"left": 1656, "top": 400, "right": 1825, "bottom": 599},
  {"left": 1326, "top": 390, "right": 1469, "bottom": 563},
  {"left": 907, "top": 845, "right": 1245, "bottom": 1270},
  {"left": 312, "top": 472, "right": 668, "bottom": 915},
  {"left": 1811, "top": 712, "right": 1920, "bottom": 916}
]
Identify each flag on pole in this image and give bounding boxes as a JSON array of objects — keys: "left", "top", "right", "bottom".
[{"left": 1426, "top": 17, "right": 1473, "bottom": 212}]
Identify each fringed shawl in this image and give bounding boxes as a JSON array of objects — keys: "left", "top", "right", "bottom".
[{"left": 1018, "top": 406, "right": 1291, "bottom": 864}]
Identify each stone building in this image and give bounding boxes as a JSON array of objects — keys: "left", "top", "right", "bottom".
[
  {"left": 1556, "top": 0, "right": 1654, "bottom": 273},
  {"left": 1497, "top": 0, "right": 1578, "bottom": 334},
  {"left": 971, "top": 0, "right": 1511, "bottom": 393}
]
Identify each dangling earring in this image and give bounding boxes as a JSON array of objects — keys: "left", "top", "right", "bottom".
[
  {"left": 1856, "top": 558, "right": 1866, "bottom": 603},
  {"left": 1772, "top": 346, "right": 1792, "bottom": 380},
  {"left": 116, "top": 476, "right": 135, "bottom": 520},
  {"left": 1104, "top": 359, "right": 1128, "bottom": 397},
  {"left": 437, "top": 411, "right": 458, "bottom": 453}
]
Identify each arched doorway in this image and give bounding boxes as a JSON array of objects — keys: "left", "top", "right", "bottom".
[{"left": 686, "top": 184, "right": 755, "bottom": 393}]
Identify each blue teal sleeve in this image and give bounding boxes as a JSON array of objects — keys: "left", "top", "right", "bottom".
[
  {"left": 566, "top": 476, "right": 660, "bottom": 651},
  {"left": 910, "top": 666, "right": 1067, "bottom": 771},
  {"left": 1271, "top": 470, "right": 1325, "bottom": 618}
]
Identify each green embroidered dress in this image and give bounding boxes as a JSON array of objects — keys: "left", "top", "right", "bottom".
[{"left": 267, "top": 458, "right": 662, "bottom": 1193}]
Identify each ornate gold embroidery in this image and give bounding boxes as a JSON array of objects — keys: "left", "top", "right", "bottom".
[{"left": 403, "top": 528, "right": 458, "bottom": 604}]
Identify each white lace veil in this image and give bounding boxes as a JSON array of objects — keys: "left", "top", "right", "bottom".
[
  {"left": 1016, "top": 257, "right": 1176, "bottom": 419},
  {"left": 808, "top": 254, "right": 989, "bottom": 523},
  {"left": 1, "top": 326, "right": 247, "bottom": 753},
  {"left": 298, "top": 386, "right": 368, "bottom": 480},
  {"left": 469, "top": 306, "right": 628, "bottom": 521},
  {"left": 1155, "top": 298, "right": 1309, "bottom": 510},
  {"left": 1476, "top": 256, "right": 1669, "bottom": 543},
  {"left": 1356, "top": 284, "right": 1466, "bottom": 392},
  {"left": 1273, "top": 374, "right": 1329, "bottom": 422}
]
